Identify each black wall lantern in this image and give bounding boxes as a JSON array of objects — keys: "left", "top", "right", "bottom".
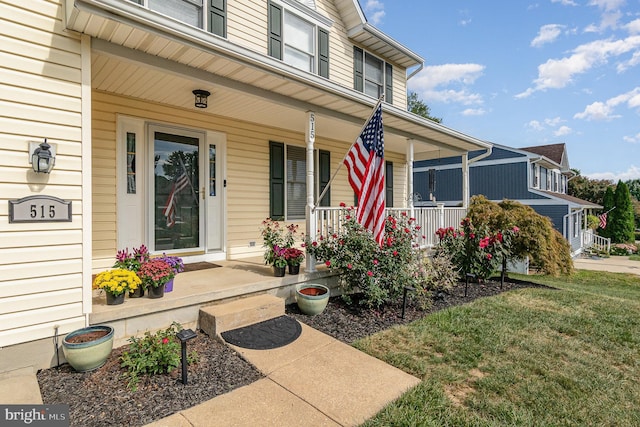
[
  {"left": 192, "top": 89, "right": 210, "bottom": 108},
  {"left": 30, "top": 139, "right": 56, "bottom": 174}
]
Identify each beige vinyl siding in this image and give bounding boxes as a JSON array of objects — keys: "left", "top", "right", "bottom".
[
  {"left": 227, "top": 0, "right": 268, "bottom": 52},
  {"left": 0, "top": 0, "right": 86, "bottom": 347},
  {"left": 316, "top": 0, "right": 353, "bottom": 88}
]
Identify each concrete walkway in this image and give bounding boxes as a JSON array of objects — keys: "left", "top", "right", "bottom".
[
  {"left": 146, "top": 323, "right": 420, "bottom": 427},
  {"left": 573, "top": 255, "right": 640, "bottom": 276}
]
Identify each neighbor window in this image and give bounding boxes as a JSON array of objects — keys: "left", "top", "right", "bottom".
[
  {"left": 268, "top": 1, "right": 330, "bottom": 77},
  {"left": 354, "top": 47, "right": 393, "bottom": 104},
  {"left": 127, "top": 0, "right": 226, "bottom": 37}
]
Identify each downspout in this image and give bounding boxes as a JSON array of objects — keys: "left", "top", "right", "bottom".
[
  {"left": 463, "top": 145, "right": 492, "bottom": 207},
  {"left": 407, "top": 63, "right": 424, "bottom": 81}
]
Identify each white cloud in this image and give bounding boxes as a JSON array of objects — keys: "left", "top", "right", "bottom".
[
  {"left": 545, "top": 116, "right": 565, "bottom": 127},
  {"left": 551, "top": 0, "right": 578, "bottom": 5},
  {"left": 586, "top": 165, "right": 640, "bottom": 181},
  {"left": 462, "top": 108, "right": 486, "bottom": 116},
  {"left": 364, "top": 0, "right": 385, "bottom": 25},
  {"left": 623, "top": 133, "right": 640, "bottom": 143},
  {"left": 527, "top": 120, "right": 545, "bottom": 131},
  {"left": 409, "top": 64, "right": 485, "bottom": 105},
  {"left": 531, "top": 24, "right": 565, "bottom": 47},
  {"left": 459, "top": 19, "right": 472, "bottom": 26},
  {"left": 554, "top": 125, "right": 573, "bottom": 136},
  {"left": 574, "top": 87, "right": 640, "bottom": 120},
  {"left": 517, "top": 35, "right": 640, "bottom": 97},
  {"left": 617, "top": 51, "right": 640, "bottom": 72},
  {"left": 588, "top": 0, "right": 625, "bottom": 11},
  {"left": 625, "top": 19, "right": 640, "bottom": 34}
]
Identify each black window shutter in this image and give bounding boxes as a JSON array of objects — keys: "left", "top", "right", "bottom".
[
  {"left": 269, "top": 141, "right": 285, "bottom": 220},
  {"left": 318, "top": 150, "right": 331, "bottom": 206},
  {"left": 385, "top": 62, "right": 393, "bottom": 104},
  {"left": 209, "top": 0, "right": 226, "bottom": 37},
  {"left": 318, "top": 29, "right": 329, "bottom": 78},
  {"left": 268, "top": 2, "right": 283, "bottom": 60},
  {"left": 385, "top": 161, "right": 393, "bottom": 207},
  {"left": 353, "top": 46, "right": 363, "bottom": 91}
]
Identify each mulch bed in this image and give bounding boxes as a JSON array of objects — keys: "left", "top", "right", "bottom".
[{"left": 37, "top": 277, "right": 548, "bottom": 426}]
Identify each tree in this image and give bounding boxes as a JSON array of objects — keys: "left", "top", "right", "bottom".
[
  {"left": 567, "top": 169, "right": 612, "bottom": 205},
  {"left": 599, "top": 186, "right": 615, "bottom": 237},
  {"left": 407, "top": 91, "right": 442, "bottom": 123},
  {"left": 608, "top": 181, "right": 635, "bottom": 243}
]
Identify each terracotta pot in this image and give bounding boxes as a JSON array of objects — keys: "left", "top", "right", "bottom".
[
  {"left": 295, "top": 284, "right": 330, "bottom": 316},
  {"left": 62, "top": 325, "right": 114, "bottom": 372}
]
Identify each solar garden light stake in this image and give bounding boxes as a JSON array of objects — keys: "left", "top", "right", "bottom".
[
  {"left": 465, "top": 273, "right": 475, "bottom": 297},
  {"left": 177, "top": 328, "right": 197, "bottom": 384},
  {"left": 401, "top": 286, "right": 415, "bottom": 319}
]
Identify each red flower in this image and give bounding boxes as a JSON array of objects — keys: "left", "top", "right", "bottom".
[
  {"left": 325, "top": 260, "right": 331, "bottom": 267},
  {"left": 162, "top": 338, "right": 169, "bottom": 344},
  {"left": 347, "top": 263, "right": 352, "bottom": 269},
  {"left": 486, "top": 253, "right": 493, "bottom": 260},
  {"left": 497, "top": 232, "right": 503, "bottom": 242},
  {"left": 367, "top": 271, "right": 373, "bottom": 277},
  {"left": 346, "top": 215, "right": 351, "bottom": 220},
  {"left": 393, "top": 250, "right": 398, "bottom": 256},
  {"left": 479, "top": 237, "right": 490, "bottom": 248},
  {"left": 373, "top": 259, "right": 379, "bottom": 265},
  {"left": 312, "top": 241, "right": 318, "bottom": 247},
  {"left": 339, "top": 202, "right": 346, "bottom": 207}
]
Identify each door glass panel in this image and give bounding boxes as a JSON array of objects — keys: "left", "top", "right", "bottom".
[
  {"left": 154, "top": 131, "right": 200, "bottom": 250},
  {"left": 209, "top": 145, "right": 216, "bottom": 196}
]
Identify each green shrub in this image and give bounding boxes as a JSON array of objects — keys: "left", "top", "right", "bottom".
[
  {"left": 120, "top": 322, "right": 197, "bottom": 391},
  {"left": 304, "top": 204, "right": 429, "bottom": 308}
]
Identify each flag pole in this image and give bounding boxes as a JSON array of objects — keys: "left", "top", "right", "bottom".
[{"left": 313, "top": 95, "right": 384, "bottom": 209}]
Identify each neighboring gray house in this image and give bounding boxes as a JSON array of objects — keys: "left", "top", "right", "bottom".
[{"left": 413, "top": 143, "right": 601, "bottom": 256}]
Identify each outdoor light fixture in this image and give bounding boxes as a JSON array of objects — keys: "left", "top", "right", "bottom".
[
  {"left": 30, "top": 139, "right": 56, "bottom": 173},
  {"left": 465, "top": 273, "right": 476, "bottom": 298},
  {"left": 401, "top": 286, "right": 416, "bottom": 319},
  {"left": 177, "top": 328, "right": 197, "bottom": 384},
  {"left": 192, "top": 89, "right": 210, "bottom": 108}
]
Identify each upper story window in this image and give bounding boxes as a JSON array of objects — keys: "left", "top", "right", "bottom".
[
  {"left": 531, "top": 163, "right": 539, "bottom": 188},
  {"left": 127, "top": 0, "right": 226, "bottom": 37},
  {"left": 268, "top": 1, "right": 330, "bottom": 78},
  {"left": 354, "top": 47, "right": 393, "bottom": 104}
]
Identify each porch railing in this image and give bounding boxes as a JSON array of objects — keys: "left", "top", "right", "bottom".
[
  {"left": 314, "top": 205, "right": 467, "bottom": 249},
  {"left": 582, "top": 229, "right": 611, "bottom": 254}
]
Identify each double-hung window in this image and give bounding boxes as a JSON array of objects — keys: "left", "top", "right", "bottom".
[
  {"left": 531, "top": 164, "right": 539, "bottom": 188},
  {"left": 127, "top": 0, "right": 226, "bottom": 37},
  {"left": 268, "top": 1, "right": 330, "bottom": 78},
  {"left": 354, "top": 47, "right": 393, "bottom": 104},
  {"left": 270, "top": 141, "right": 330, "bottom": 220}
]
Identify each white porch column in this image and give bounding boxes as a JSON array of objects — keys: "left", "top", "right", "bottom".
[
  {"left": 462, "top": 153, "right": 469, "bottom": 208},
  {"left": 305, "top": 111, "right": 317, "bottom": 273},
  {"left": 406, "top": 139, "right": 414, "bottom": 216}
]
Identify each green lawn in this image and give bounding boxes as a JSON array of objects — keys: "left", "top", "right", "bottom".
[{"left": 356, "top": 270, "right": 640, "bottom": 426}]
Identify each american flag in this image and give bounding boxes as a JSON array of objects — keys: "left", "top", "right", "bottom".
[
  {"left": 343, "top": 103, "right": 385, "bottom": 246},
  {"left": 598, "top": 212, "right": 607, "bottom": 229},
  {"left": 162, "top": 165, "right": 190, "bottom": 228}
]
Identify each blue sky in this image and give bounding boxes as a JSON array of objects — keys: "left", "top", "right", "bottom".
[{"left": 363, "top": 0, "right": 640, "bottom": 181}]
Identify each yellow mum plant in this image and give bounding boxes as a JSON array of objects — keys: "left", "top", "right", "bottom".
[{"left": 93, "top": 268, "right": 142, "bottom": 297}]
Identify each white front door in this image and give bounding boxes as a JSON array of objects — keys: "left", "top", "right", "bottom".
[{"left": 117, "top": 117, "right": 225, "bottom": 259}]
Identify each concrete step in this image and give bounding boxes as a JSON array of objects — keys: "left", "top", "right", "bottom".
[{"left": 199, "top": 294, "right": 284, "bottom": 337}]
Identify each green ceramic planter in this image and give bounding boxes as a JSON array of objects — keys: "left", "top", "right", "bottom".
[
  {"left": 295, "top": 284, "right": 330, "bottom": 316},
  {"left": 62, "top": 325, "right": 114, "bottom": 372}
]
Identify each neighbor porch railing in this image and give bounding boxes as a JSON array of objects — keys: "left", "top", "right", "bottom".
[
  {"left": 582, "top": 229, "right": 611, "bottom": 254},
  {"left": 314, "top": 204, "right": 467, "bottom": 249}
]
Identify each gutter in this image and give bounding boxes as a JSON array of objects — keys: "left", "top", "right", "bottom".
[
  {"left": 468, "top": 145, "right": 493, "bottom": 164},
  {"left": 407, "top": 63, "right": 424, "bottom": 81}
]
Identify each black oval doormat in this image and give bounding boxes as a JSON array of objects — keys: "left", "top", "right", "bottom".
[{"left": 221, "top": 315, "right": 302, "bottom": 350}]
